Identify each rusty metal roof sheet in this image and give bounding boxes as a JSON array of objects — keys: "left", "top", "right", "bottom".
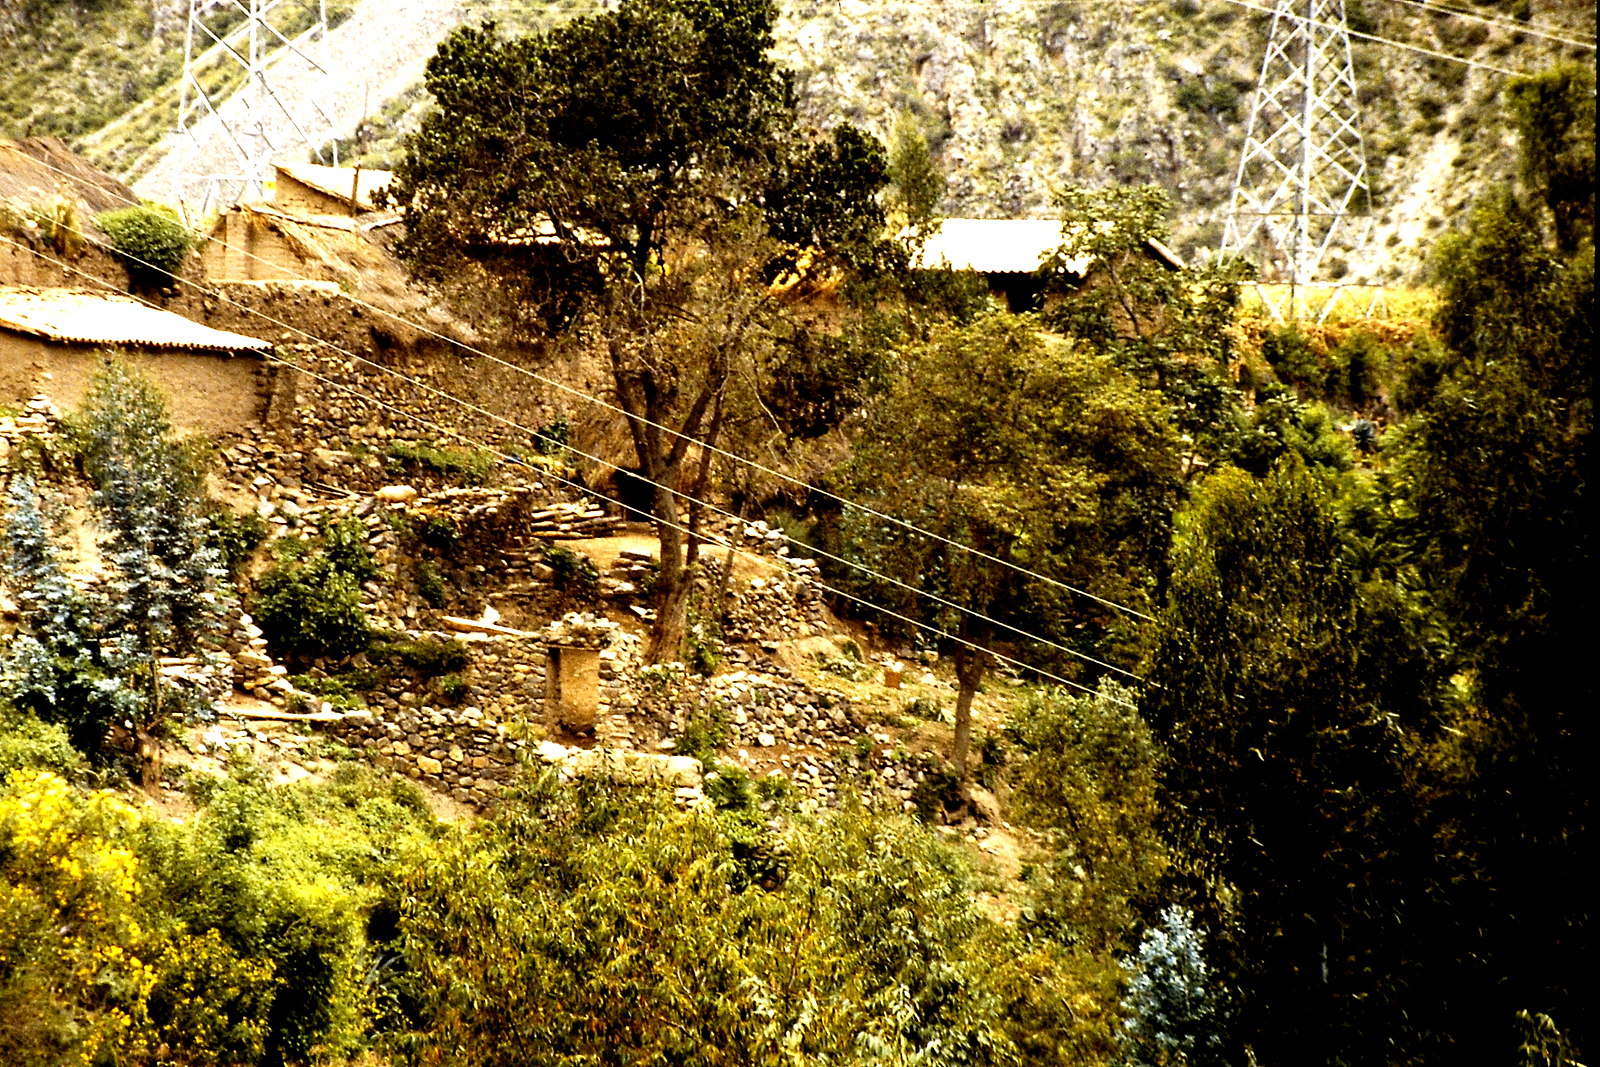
[{"left": 0, "top": 286, "right": 271, "bottom": 352}]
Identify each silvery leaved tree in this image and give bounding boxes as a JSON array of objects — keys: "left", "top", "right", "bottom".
[
  {"left": 4, "top": 361, "right": 227, "bottom": 787},
  {"left": 1117, "top": 907, "right": 1226, "bottom": 1067}
]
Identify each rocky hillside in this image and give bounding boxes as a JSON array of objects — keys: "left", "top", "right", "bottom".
[{"left": 1, "top": 0, "right": 1594, "bottom": 280}]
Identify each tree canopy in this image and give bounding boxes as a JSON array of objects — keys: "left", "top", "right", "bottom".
[{"left": 385, "top": 0, "right": 891, "bottom": 661}]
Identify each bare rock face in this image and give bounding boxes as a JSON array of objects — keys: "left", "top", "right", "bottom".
[{"left": 771, "top": 0, "right": 1584, "bottom": 281}]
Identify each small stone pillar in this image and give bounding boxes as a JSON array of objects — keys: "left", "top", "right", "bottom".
[{"left": 546, "top": 644, "right": 601, "bottom": 733}]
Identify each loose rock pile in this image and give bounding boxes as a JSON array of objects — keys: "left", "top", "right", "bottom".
[
  {"left": 709, "top": 560, "right": 829, "bottom": 643},
  {"left": 529, "top": 500, "right": 618, "bottom": 539}
]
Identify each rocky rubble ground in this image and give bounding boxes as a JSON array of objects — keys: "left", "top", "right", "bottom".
[{"left": 2, "top": 404, "right": 995, "bottom": 822}]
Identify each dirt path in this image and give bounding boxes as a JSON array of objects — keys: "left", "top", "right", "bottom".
[{"left": 133, "top": 0, "right": 469, "bottom": 208}]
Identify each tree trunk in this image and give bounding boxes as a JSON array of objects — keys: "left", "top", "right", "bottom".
[
  {"left": 951, "top": 640, "right": 988, "bottom": 781},
  {"left": 135, "top": 662, "right": 163, "bottom": 794},
  {"left": 135, "top": 725, "right": 163, "bottom": 795},
  {"left": 651, "top": 487, "right": 689, "bottom": 664}
]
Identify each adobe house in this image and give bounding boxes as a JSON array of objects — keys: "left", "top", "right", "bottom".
[
  {"left": 203, "top": 201, "right": 366, "bottom": 286},
  {"left": 0, "top": 285, "right": 276, "bottom": 436},
  {"left": 913, "top": 218, "right": 1185, "bottom": 313},
  {"left": 271, "top": 162, "right": 392, "bottom": 218}
]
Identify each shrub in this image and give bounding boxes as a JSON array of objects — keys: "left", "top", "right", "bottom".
[
  {"left": 370, "top": 636, "right": 469, "bottom": 677},
  {"left": 253, "top": 557, "right": 371, "bottom": 663},
  {"left": 135, "top": 763, "right": 439, "bottom": 1064},
  {"left": 673, "top": 710, "right": 728, "bottom": 762},
  {"left": 416, "top": 559, "right": 448, "bottom": 607},
  {"left": 432, "top": 673, "right": 468, "bottom": 704},
  {"left": 2, "top": 194, "right": 86, "bottom": 256},
  {"left": 387, "top": 440, "right": 494, "bottom": 485},
  {"left": 543, "top": 544, "right": 598, "bottom": 595},
  {"left": 533, "top": 414, "right": 571, "bottom": 456},
  {"left": 1007, "top": 683, "right": 1166, "bottom": 950},
  {"left": 684, "top": 602, "right": 723, "bottom": 677},
  {"left": 206, "top": 506, "right": 269, "bottom": 580},
  {"left": 417, "top": 512, "right": 460, "bottom": 549},
  {"left": 0, "top": 771, "right": 150, "bottom": 1064},
  {"left": 0, "top": 709, "right": 85, "bottom": 779},
  {"left": 252, "top": 518, "right": 379, "bottom": 664},
  {"left": 910, "top": 759, "right": 963, "bottom": 822},
  {"left": 320, "top": 514, "right": 379, "bottom": 582},
  {"left": 96, "top": 203, "right": 196, "bottom": 283},
  {"left": 1332, "top": 330, "right": 1387, "bottom": 409},
  {"left": 1260, "top": 325, "right": 1325, "bottom": 393}
]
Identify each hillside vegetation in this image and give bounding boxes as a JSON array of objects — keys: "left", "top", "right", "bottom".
[
  {"left": 0, "top": 0, "right": 1591, "bottom": 1064},
  {"left": 2, "top": 0, "right": 1595, "bottom": 278}
]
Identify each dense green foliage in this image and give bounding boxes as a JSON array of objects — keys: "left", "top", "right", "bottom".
[
  {"left": 252, "top": 518, "right": 377, "bottom": 665},
  {"left": 0, "top": 761, "right": 439, "bottom": 1066},
  {"left": 842, "top": 313, "right": 1180, "bottom": 772},
  {"left": 0, "top": 7, "right": 1590, "bottom": 1057},
  {"left": 95, "top": 203, "right": 196, "bottom": 283}
]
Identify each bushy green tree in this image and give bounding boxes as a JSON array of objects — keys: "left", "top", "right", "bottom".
[
  {"left": 1504, "top": 63, "right": 1595, "bottom": 253},
  {"left": 844, "top": 313, "right": 1180, "bottom": 777},
  {"left": 95, "top": 203, "right": 196, "bottom": 285},
  {"left": 384, "top": 0, "right": 890, "bottom": 661},
  {"left": 1007, "top": 683, "right": 1166, "bottom": 951},
  {"left": 887, "top": 108, "right": 946, "bottom": 237},
  {"left": 1142, "top": 458, "right": 1430, "bottom": 1063},
  {"left": 1375, "top": 78, "right": 1593, "bottom": 1052}
]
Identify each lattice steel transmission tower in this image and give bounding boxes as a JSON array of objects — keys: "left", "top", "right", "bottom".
[
  {"left": 175, "top": 0, "right": 340, "bottom": 214},
  {"left": 1221, "top": 0, "right": 1371, "bottom": 319}
]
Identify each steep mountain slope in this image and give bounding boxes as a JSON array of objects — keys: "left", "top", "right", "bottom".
[{"left": 1, "top": 0, "right": 1593, "bottom": 281}]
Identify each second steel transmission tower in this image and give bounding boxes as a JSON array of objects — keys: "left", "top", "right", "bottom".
[{"left": 1221, "top": 0, "right": 1371, "bottom": 318}]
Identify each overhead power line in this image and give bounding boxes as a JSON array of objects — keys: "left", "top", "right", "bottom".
[
  {"left": 0, "top": 231, "right": 1139, "bottom": 708},
  {"left": 1219, "top": 0, "right": 1533, "bottom": 74},
  {"left": 1381, "top": 0, "right": 1595, "bottom": 51},
  {"left": 0, "top": 207, "right": 1151, "bottom": 684},
  {"left": 19, "top": 150, "right": 1160, "bottom": 626}
]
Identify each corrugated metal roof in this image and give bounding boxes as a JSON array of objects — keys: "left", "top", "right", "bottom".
[
  {"left": 912, "top": 219, "right": 1187, "bottom": 276},
  {"left": 0, "top": 286, "right": 271, "bottom": 352},
  {"left": 914, "top": 219, "right": 1079, "bottom": 275},
  {"left": 274, "top": 163, "right": 393, "bottom": 212}
]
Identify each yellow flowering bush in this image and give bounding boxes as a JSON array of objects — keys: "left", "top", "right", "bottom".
[
  {"left": 146, "top": 929, "right": 278, "bottom": 1066},
  {"left": 0, "top": 769, "right": 154, "bottom": 1065}
]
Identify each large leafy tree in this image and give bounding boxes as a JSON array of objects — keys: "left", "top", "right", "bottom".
[
  {"left": 844, "top": 313, "right": 1180, "bottom": 778},
  {"left": 1142, "top": 458, "right": 1432, "bottom": 1064},
  {"left": 384, "top": 0, "right": 888, "bottom": 660},
  {"left": 1377, "top": 69, "right": 1594, "bottom": 1053}
]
